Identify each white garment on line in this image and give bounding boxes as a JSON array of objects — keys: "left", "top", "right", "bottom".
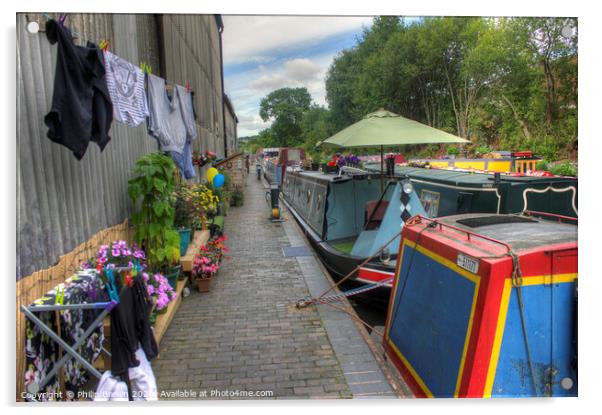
[
  {"left": 103, "top": 51, "right": 149, "bottom": 127},
  {"left": 175, "top": 84, "right": 197, "bottom": 141},
  {"left": 94, "top": 371, "right": 129, "bottom": 401},
  {"left": 146, "top": 73, "right": 188, "bottom": 154}
]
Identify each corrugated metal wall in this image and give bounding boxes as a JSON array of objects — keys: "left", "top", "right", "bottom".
[
  {"left": 16, "top": 13, "right": 228, "bottom": 280},
  {"left": 225, "top": 101, "right": 238, "bottom": 154},
  {"left": 160, "top": 14, "right": 226, "bottom": 159}
]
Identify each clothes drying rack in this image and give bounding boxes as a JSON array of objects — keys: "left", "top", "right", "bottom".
[{"left": 21, "top": 266, "right": 131, "bottom": 398}]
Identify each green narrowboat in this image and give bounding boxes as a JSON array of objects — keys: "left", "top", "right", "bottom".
[{"left": 365, "top": 165, "right": 578, "bottom": 220}]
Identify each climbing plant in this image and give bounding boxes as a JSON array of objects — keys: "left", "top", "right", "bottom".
[{"left": 128, "top": 152, "right": 180, "bottom": 271}]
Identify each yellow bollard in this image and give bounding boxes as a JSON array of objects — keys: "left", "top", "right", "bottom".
[{"left": 272, "top": 207, "right": 280, "bottom": 220}]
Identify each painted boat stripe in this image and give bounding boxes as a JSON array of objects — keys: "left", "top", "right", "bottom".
[{"left": 483, "top": 272, "right": 578, "bottom": 397}]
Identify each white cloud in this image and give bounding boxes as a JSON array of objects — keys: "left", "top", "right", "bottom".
[
  {"left": 248, "top": 57, "right": 321, "bottom": 92},
  {"left": 222, "top": 16, "right": 373, "bottom": 137},
  {"left": 284, "top": 58, "right": 321, "bottom": 81},
  {"left": 222, "top": 15, "right": 372, "bottom": 65},
  {"left": 250, "top": 73, "right": 288, "bottom": 91}
]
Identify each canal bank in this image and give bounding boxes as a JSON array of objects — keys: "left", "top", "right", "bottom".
[{"left": 152, "top": 174, "right": 405, "bottom": 399}]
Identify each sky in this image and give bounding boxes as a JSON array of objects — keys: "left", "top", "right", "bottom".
[{"left": 222, "top": 16, "right": 374, "bottom": 138}]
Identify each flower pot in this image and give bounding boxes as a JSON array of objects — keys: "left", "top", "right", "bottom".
[
  {"left": 197, "top": 277, "right": 211, "bottom": 293},
  {"left": 164, "top": 265, "right": 181, "bottom": 290},
  {"left": 311, "top": 163, "right": 319, "bottom": 171},
  {"left": 178, "top": 228, "right": 192, "bottom": 256},
  {"left": 324, "top": 164, "right": 339, "bottom": 174}
]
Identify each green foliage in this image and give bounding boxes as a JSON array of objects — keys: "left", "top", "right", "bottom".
[
  {"left": 322, "top": 16, "right": 577, "bottom": 163},
  {"left": 300, "top": 105, "right": 335, "bottom": 161},
  {"left": 550, "top": 161, "right": 578, "bottom": 177},
  {"left": 230, "top": 190, "right": 244, "bottom": 207},
  {"left": 474, "top": 145, "right": 493, "bottom": 156},
  {"left": 259, "top": 87, "right": 312, "bottom": 147},
  {"left": 447, "top": 146, "right": 460, "bottom": 156},
  {"left": 535, "top": 160, "right": 550, "bottom": 171},
  {"left": 128, "top": 153, "right": 180, "bottom": 270}
]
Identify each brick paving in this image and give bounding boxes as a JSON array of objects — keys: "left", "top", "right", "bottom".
[{"left": 152, "top": 174, "right": 353, "bottom": 400}]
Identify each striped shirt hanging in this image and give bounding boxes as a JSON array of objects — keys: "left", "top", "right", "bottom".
[{"left": 103, "top": 51, "right": 149, "bottom": 127}]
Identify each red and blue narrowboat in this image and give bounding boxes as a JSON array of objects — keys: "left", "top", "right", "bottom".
[{"left": 383, "top": 213, "right": 577, "bottom": 397}]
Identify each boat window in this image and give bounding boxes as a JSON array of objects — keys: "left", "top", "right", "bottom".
[{"left": 288, "top": 149, "right": 301, "bottom": 161}]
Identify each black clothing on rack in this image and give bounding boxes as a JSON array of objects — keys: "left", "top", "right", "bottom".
[{"left": 110, "top": 276, "right": 158, "bottom": 379}]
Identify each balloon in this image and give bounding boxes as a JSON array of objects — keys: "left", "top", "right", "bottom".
[
  {"left": 212, "top": 173, "right": 225, "bottom": 188},
  {"left": 206, "top": 167, "right": 218, "bottom": 183}
]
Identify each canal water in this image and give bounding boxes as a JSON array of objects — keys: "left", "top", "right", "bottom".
[{"left": 339, "top": 280, "right": 388, "bottom": 334}]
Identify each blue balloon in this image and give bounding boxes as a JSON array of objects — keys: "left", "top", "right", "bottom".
[{"left": 213, "top": 173, "right": 225, "bottom": 188}]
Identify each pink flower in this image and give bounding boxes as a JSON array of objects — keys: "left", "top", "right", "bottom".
[{"left": 111, "top": 249, "right": 120, "bottom": 257}]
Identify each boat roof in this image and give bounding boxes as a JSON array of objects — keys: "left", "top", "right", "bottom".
[
  {"left": 438, "top": 213, "right": 577, "bottom": 253},
  {"left": 292, "top": 170, "right": 378, "bottom": 183},
  {"left": 363, "top": 164, "right": 577, "bottom": 187}
]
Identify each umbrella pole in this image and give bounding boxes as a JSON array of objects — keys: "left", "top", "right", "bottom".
[{"left": 380, "top": 145, "right": 384, "bottom": 194}]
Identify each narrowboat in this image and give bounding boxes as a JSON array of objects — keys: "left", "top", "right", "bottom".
[
  {"left": 262, "top": 147, "right": 306, "bottom": 186},
  {"left": 383, "top": 213, "right": 577, "bottom": 398},
  {"left": 364, "top": 164, "right": 578, "bottom": 220},
  {"left": 411, "top": 150, "right": 542, "bottom": 174},
  {"left": 281, "top": 168, "right": 427, "bottom": 304}
]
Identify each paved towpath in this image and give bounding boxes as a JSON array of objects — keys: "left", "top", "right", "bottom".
[{"left": 152, "top": 173, "right": 401, "bottom": 399}]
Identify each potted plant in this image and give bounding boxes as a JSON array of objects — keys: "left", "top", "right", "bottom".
[
  {"left": 230, "top": 190, "right": 244, "bottom": 207},
  {"left": 143, "top": 272, "right": 177, "bottom": 315},
  {"left": 311, "top": 155, "right": 322, "bottom": 171},
  {"left": 164, "top": 246, "right": 182, "bottom": 288},
  {"left": 174, "top": 183, "right": 196, "bottom": 256},
  {"left": 191, "top": 234, "right": 228, "bottom": 292},
  {"left": 447, "top": 146, "right": 460, "bottom": 159},
  {"left": 192, "top": 183, "right": 220, "bottom": 229},
  {"left": 128, "top": 152, "right": 181, "bottom": 284}
]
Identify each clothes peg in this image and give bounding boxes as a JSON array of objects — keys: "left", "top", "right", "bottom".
[
  {"left": 99, "top": 39, "right": 109, "bottom": 52},
  {"left": 58, "top": 13, "right": 69, "bottom": 26},
  {"left": 104, "top": 267, "right": 120, "bottom": 304},
  {"left": 186, "top": 81, "right": 191, "bottom": 93},
  {"left": 124, "top": 271, "right": 133, "bottom": 288},
  {"left": 140, "top": 61, "right": 152, "bottom": 75},
  {"left": 55, "top": 284, "right": 65, "bottom": 305}
]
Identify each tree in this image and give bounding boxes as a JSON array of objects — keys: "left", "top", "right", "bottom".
[
  {"left": 320, "top": 16, "right": 576, "bottom": 161},
  {"left": 300, "top": 105, "right": 335, "bottom": 161},
  {"left": 520, "top": 18, "right": 577, "bottom": 126},
  {"left": 259, "top": 87, "right": 312, "bottom": 147}
]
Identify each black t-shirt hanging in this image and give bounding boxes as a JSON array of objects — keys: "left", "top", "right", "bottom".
[{"left": 44, "top": 19, "right": 113, "bottom": 160}]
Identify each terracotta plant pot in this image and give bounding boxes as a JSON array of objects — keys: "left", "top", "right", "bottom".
[{"left": 197, "top": 277, "right": 211, "bottom": 293}]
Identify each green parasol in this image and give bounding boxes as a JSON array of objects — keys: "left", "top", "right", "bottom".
[{"left": 318, "top": 109, "right": 469, "bottom": 191}]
